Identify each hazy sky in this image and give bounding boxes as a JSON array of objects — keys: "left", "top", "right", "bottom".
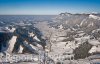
[{"left": 0, "top": 0, "right": 100, "bottom": 15}]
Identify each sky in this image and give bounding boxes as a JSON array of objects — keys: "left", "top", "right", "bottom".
[{"left": 0, "top": 0, "right": 100, "bottom": 15}]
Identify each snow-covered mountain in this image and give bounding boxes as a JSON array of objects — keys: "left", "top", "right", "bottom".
[
  {"left": 0, "top": 14, "right": 100, "bottom": 64},
  {"left": 0, "top": 25, "right": 46, "bottom": 56},
  {"left": 34, "top": 13, "right": 100, "bottom": 63}
]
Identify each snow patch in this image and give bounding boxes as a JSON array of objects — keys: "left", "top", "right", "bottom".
[
  {"left": 7, "top": 36, "right": 17, "bottom": 53},
  {"left": 30, "top": 44, "right": 37, "bottom": 50},
  {"left": 33, "top": 36, "right": 40, "bottom": 42},
  {"left": 89, "top": 45, "right": 100, "bottom": 53},
  {"left": 58, "top": 25, "right": 63, "bottom": 29},
  {"left": 88, "top": 39, "right": 100, "bottom": 45},
  {"left": 89, "top": 14, "right": 100, "bottom": 20},
  {"left": 5, "top": 27, "right": 16, "bottom": 32},
  {"left": 18, "top": 45, "right": 24, "bottom": 53},
  {"left": 28, "top": 32, "right": 35, "bottom": 37}
]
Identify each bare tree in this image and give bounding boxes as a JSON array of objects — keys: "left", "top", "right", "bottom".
[{"left": 45, "top": 30, "right": 53, "bottom": 52}]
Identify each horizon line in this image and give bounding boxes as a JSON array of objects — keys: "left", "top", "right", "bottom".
[{"left": 0, "top": 12, "right": 100, "bottom": 15}]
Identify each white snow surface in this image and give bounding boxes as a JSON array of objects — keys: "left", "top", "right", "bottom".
[
  {"left": 33, "top": 36, "right": 40, "bottom": 42},
  {"left": 28, "top": 32, "right": 35, "bottom": 37},
  {"left": 89, "top": 45, "right": 100, "bottom": 53},
  {"left": 7, "top": 36, "right": 17, "bottom": 53},
  {"left": 18, "top": 45, "right": 24, "bottom": 53},
  {"left": 89, "top": 14, "right": 100, "bottom": 20},
  {"left": 5, "top": 27, "right": 16, "bottom": 32},
  {"left": 88, "top": 39, "right": 100, "bottom": 45}
]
